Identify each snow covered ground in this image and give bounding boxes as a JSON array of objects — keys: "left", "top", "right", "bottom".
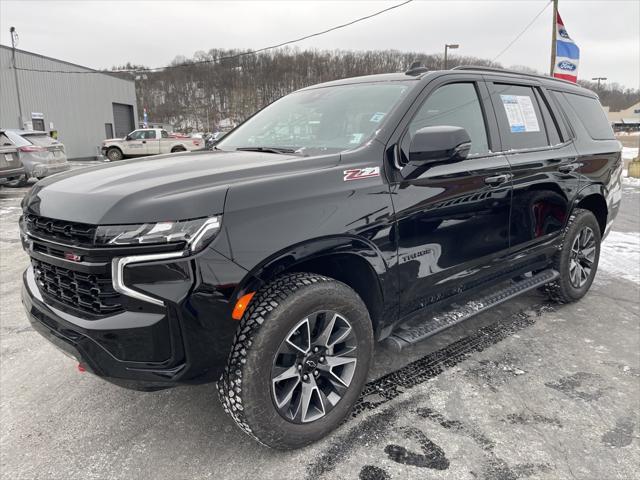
[{"left": 600, "top": 230, "right": 640, "bottom": 284}]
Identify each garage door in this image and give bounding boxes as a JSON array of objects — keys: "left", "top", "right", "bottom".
[{"left": 112, "top": 103, "right": 134, "bottom": 138}]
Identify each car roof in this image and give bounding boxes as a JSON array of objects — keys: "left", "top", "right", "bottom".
[
  {"left": 298, "top": 67, "right": 597, "bottom": 98},
  {"left": 299, "top": 71, "right": 427, "bottom": 90}
]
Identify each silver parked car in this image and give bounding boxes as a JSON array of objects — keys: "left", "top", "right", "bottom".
[{"left": 1, "top": 130, "right": 70, "bottom": 187}]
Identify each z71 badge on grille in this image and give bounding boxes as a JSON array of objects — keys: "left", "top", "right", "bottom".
[{"left": 343, "top": 167, "right": 380, "bottom": 181}]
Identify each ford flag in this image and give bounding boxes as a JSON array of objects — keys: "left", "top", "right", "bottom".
[{"left": 553, "top": 12, "right": 580, "bottom": 83}]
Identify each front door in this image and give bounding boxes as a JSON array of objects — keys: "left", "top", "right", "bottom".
[
  {"left": 389, "top": 79, "right": 513, "bottom": 319},
  {"left": 121, "top": 130, "right": 147, "bottom": 156}
]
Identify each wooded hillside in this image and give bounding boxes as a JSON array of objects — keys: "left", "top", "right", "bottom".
[{"left": 111, "top": 48, "right": 639, "bottom": 132}]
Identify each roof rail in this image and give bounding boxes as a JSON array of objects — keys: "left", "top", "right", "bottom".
[{"left": 451, "top": 65, "right": 577, "bottom": 86}]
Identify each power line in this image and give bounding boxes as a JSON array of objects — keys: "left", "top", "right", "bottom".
[
  {"left": 12, "top": 0, "right": 414, "bottom": 75},
  {"left": 493, "top": 0, "right": 552, "bottom": 62}
]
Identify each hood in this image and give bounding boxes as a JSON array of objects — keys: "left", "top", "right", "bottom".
[{"left": 23, "top": 150, "right": 338, "bottom": 225}]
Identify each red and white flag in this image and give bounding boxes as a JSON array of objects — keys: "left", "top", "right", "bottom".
[{"left": 553, "top": 12, "right": 580, "bottom": 83}]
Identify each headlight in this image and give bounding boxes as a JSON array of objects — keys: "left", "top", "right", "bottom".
[{"left": 94, "top": 216, "right": 221, "bottom": 253}]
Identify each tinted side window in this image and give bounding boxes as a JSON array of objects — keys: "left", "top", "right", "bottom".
[
  {"left": 562, "top": 93, "right": 615, "bottom": 140},
  {"left": 492, "top": 84, "right": 548, "bottom": 150},
  {"left": 403, "top": 83, "right": 490, "bottom": 158},
  {"left": 143, "top": 130, "right": 156, "bottom": 139}
]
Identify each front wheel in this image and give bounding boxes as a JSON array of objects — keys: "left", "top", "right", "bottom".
[
  {"left": 218, "top": 273, "right": 373, "bottom": 449},
  {"left": 545, "top": 208, "right": 601, "bottom": 303},
  {"left": 106, "top": 147, "right": 123, "bottom": 161}
]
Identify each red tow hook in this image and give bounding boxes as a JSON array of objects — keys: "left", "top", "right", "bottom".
[{"left": 77, "top": 363, "right": 86, "bottom": 373}]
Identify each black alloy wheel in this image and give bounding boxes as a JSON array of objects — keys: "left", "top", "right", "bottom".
[{"left": 271, "top": 310, "right": 358, "bottom": 424}]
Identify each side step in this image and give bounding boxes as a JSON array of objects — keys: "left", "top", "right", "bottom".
[{"left": 383, "top": 269, "right": 559, "bottom": 352}]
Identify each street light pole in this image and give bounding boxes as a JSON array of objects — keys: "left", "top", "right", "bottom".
[
  {"left": 592, "top": 77, "right": 607, "bottom": 91},
  {"left": 444, "top": 44, "right": 459, "bottom": 70},
  {"left": 9, "top": 26, "right": 24, "bottom": 128}
]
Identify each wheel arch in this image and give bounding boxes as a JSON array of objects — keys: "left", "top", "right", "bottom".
[
  {"left": 232, "top": 236, "right": 390, "bottom": 337},
  {"left": 171, "top": 144, "right": 188, "bottom": 152},
  {"left": 573, "top": 185, "right": 608, "bottom": 235},
  {"left": 106, "top": 145, "right": 123, "bottom": 155}
]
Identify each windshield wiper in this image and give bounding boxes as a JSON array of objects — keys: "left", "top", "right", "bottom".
[{"left": 236, "top": 146, "right": 298, "bottom": 154}]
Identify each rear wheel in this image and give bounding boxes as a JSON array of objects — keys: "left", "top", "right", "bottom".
[
  {"left": 218, "top": 273, "right": 373, "bottom": 449},
  {"left": 106, "top": 147, "right": 123, "bottom": 161},
  {"left": 171, "top": 146, "right": 186, "bottom": 153},
  {"left": 544, "top": 208, "right": 601, "bottom": 303},
  {"left": 4, "top": 175, "right": 29, "bottom": 188}
]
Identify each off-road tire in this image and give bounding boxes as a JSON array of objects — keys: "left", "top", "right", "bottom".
[
  {"left": 106, "top": 147, "right": 123, "bottom": 161},
  {"left": 543, "top": 208, "right": 601, "bottom": 303},
  {"left": 217, "top": 272, "right": 374, "bottom": 449}
]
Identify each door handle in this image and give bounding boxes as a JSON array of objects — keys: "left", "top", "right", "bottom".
[
  {"left": 558, "top": 163, "right": 579, "bottom": 173},
  {"left": 142, "top": 140, "right": 147, "bottom": 144},
  {"left": 484, "top": 174, "right": 512, "bottom": 186}
]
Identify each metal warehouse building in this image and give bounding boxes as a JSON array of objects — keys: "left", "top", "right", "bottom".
[{"left": 1, "top": 45, "right": 137, "bottom": 160}]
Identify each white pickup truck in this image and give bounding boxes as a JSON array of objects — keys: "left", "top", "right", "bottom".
[{"left": 102, "top": 129, "right": 204, "bottom": 161}]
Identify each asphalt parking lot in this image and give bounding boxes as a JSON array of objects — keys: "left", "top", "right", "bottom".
[{"left": 1, "top": 164, "right": 638, "bottom": 480}]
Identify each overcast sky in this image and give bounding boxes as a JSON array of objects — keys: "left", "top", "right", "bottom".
[{"left": 1, "top": 0, "right": 638, "bottom": 88}]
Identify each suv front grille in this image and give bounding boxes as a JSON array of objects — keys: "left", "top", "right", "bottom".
[
  {"left": 32, "top": 259, "right": 123, "bottom": 316},
  {"left": 24, "top": 214, "right": 96, "bottom": 246}
]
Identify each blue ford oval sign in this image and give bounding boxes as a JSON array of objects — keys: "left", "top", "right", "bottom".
[{"left": 558, "top": 60, "right": 577, "bottom": 72}]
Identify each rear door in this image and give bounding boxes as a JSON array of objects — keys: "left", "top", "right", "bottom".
[
  {"left": 486, "top": 78, "right": 579, "bottom": 263},
  {"left": 388, "top": 76, "right": 513, "bottom": 319},
  {"left": 142, "top": 130, "right": 160, "bottom": 154}
]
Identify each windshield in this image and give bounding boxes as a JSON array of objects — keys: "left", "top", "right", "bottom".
[{"left": 217, "top": 82, "right": 411, "bottom": 155}]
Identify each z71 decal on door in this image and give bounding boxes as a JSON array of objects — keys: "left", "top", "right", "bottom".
[{"left": 343, "top": 167, "right": 380, "bottom": 181}]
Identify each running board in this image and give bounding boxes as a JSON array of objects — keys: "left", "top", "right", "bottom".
[{"left": 383, "top": 269, "right": 559, "bottom": 352}]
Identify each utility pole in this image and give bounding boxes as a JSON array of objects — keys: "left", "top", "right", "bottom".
[
  {"left": 592, "top": 77, "right": 607, "bottom": 91},
  {"left": 549, "top": 0, "right": 559, "bottom": 76},
  {"left": 443, "top": 44, "right": 459, "bottom": 70},
  {"left": 9, "top": 26, "right": 24, "bottom": 128}
]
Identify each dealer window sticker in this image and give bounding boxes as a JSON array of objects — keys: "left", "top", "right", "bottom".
[
  {"left": 369, "top": 112, "right": 386, "bottom": 123},
  {"left": 500, "top": 94, "right": 540, "bottom": 133}
]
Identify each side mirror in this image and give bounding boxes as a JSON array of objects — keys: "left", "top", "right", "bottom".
[{"left": 408, "top": 126, "right": 471, "bottom": 166}]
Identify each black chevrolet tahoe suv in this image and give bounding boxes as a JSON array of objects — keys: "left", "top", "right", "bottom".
[{"left": 20, "top": 66, "right": 622, "bottom": 449}]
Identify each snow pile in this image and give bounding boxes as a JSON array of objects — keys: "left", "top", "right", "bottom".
[
  {"left": 623, "top": 174, "right": 640, "bottom": 187},
  {"left": 599, "top": 231, "right": 640, "bottom": 284},
  {"left": 622, "top": 147, "right": 639, "bottom": 161}
]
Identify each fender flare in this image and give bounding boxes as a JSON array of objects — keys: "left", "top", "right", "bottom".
[
  {"left": 572, "top": 182, "right": 607, "bottom": 207},
  {"left": 229, "top": 235, "right": 391, "bottom": 315},
  {"left": 569, "top": 183, "right": 609, "bottom": 233}
]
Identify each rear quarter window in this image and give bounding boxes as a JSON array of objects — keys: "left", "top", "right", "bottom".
[{"left": 561, "top": 93, "right": 615, "bottom": 140}]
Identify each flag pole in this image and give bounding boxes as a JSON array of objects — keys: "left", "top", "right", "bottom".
[{"left": 549, "top": 0, "right": 559, "bottom": 75}]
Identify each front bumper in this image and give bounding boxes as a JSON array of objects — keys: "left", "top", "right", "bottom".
[{"left": 21, "top": 246, "right": 247, "bottom": 391}]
